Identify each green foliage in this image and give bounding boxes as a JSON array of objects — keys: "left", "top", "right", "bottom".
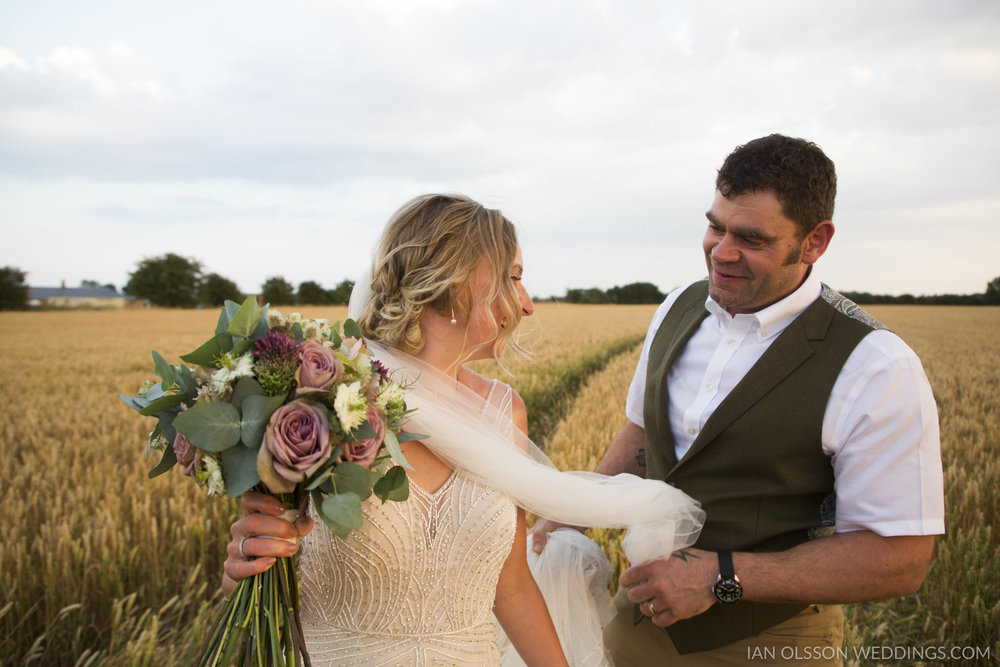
[
  {"left": 0, "top": 265, "right": 29, "bottom": 310},
  {"left": 180, "top": 333, "right": 234, "bottom": 367},
  {"left": 125, "top": 253, "right": 202, "bottom": 307},
  {"left": 173, "top": 402, "right": 242, "bottom": 452},
  {"left": 986, "top": 275, "right": 1000, "bottom": 305},
  {"left": 198, "top": 273, "right": 243, "bottom": 307},
  {"left": 608, "top": 281, "right": 665, "bottom": 304},
  {"left": 261, "top": 276, "right": 295, "bottom": 305},
  {"left": 373, "top": 465, "right": 410, "bottom": 502},
  {"left": 81, "top": 279, "right": 118, "bottom": 292},
  {"left": 841, "top": 276, "right": 1000, "bottom": 306},
  {"left": 220, "top": 445, "right": 260, "bottom": 497},
  {"left": 297, "top": 280, "right": 329, "bottom": 305},
  {"left": 564, "top": 282, "right": 665, "bottom": 305},
  {"left": 317, "top": 492, "right": 364, "bottom": 538},
  {"left": 327, "top": 279, "right": 355, "bottom": 305}
]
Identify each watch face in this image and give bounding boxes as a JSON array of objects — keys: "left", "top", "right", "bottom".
[{"left": 714, "top": 578, "right": 743, "bottom": 604}]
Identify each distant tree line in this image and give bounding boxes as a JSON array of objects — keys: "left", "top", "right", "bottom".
[
  {"left": 2, "top": 258, "right": 999, "bottom": 310},
  {"left": 115, "top": 253, "right": 356, "bottom": 308},
  {"left": 0, "top": 255, "right": 356, "bottom": 310},
  {"left": 842, "top": 274, "right": 1000, "bottom": 305},
  {"left": 549, "top": 275, "right": 1000, "bottom": 307},
  {"left": 554, "top": 282, "right": 666, "bottom": 305}
]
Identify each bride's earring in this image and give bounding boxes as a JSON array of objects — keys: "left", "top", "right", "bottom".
[
  {"left": 500, "top": 317, "right": 508, "bottom": 329},
  {"left": 450, "top": 304, "right": 457, "bottom": 325}
]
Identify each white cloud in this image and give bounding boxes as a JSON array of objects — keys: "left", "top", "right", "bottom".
[
  {"left": 1, "top": 0, "right": 998, "bottom": 297},
  {"left": 0, "top": 46, "right": 27, "bottom": 70}
]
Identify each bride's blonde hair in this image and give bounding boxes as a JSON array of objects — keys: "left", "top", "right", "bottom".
[{"left": 357, "top": 194, "right": 527, "bottom": 364}]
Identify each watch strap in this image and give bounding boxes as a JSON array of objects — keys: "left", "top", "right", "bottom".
[{"left": 718, "top": 549, "right": 735, "bottom": 578}]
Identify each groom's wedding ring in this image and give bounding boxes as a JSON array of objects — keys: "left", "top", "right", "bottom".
[
  {"left": 238, "top": 535, "right": 252, "bottom": 560},
  {"left": 647, "top": 600, "right": 657, "bottom": 616}
]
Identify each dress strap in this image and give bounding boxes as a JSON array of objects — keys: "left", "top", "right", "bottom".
[{"left": 483, "top": 379, "right": 515, "bottom": 440}]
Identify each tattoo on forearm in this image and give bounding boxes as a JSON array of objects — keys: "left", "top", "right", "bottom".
[
  {"left": 672, "top": 550, "right": 700, "bottom": 563},
  {"left": 636, "top": 448, "right": 646, "bottom": 468}
]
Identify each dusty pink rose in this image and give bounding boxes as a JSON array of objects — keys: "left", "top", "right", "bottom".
[
  {"left": 257, "top": 399, "right": 331, "bottom": 493},
  {"left": 296, "top": 340, "right": 342, "bottom": 391},
  {"left": 343, "top": 406, "right": 386, "bottom": 468},
  {"left": 173, "top": 431, "right": 202, "bottom": 478}
]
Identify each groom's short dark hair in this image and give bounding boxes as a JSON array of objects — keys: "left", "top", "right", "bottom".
[{"left": 716, "top": 134, "right": 837, "bottom": 237}]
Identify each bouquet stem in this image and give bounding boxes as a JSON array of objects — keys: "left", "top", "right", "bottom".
[{"left": 197, "top": 491, "right": 311, "bottom": 667}]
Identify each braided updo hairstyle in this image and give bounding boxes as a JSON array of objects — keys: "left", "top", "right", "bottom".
[{"left": 356, "top": 194, "right": 526, "bottom": 363}]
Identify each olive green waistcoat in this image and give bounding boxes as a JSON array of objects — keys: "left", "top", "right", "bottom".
[{"left": 638, "top": 280, "right": 878, "bottom": 655}]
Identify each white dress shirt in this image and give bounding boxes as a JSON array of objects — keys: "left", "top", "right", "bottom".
[{"left": 625, "top": 271, "right": 945, "bottom": 537}]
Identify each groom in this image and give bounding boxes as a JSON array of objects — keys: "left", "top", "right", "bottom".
[{"left": 532, "top": 134, "right": 944, "bottom": 665}]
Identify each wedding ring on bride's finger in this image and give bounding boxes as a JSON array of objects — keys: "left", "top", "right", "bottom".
[
  {"left": 238, "top": 535, "right": 252, "bottom": 560},
  {"left": 647, "top": 600, "right": 657, "bottom": 616}
]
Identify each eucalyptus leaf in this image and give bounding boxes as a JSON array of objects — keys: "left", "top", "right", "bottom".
[
  {"left": 158, "top": 411, "right": 177, "bottom": 448},
  {"left": 394, "top": 431, "right": 429, "bottom": 445},
  {"left": 152, "top": 350, "right": 176, "bottom": 390},
  {"left": 119, "top": 393, "right": 149, "bottom": 413},
  {"left": 381, "top": 430, "right": 413, "bottom": 470},
  {"left": 331, "top": 461, "right": 374, "bottom": 501},
  {"left": 214, "top": 304, "right": 231, "bottom": 335},
  {"left": 240, "top": 393, "right": 286, "bottom": 449},
  {"left": 232, "top": 377, "right": 266, "bottom": 409},
  {"left": 305, "top": 467, "right": 333, "bottom": 492},
  {"left": 221, "top": 444, "right": 261, "bottom": 497},
  {"left": 215, "top": 300, "right": 239, "bottom": 334},
  {"left": 173, "top": 401, "right": 241, "bottom": 452},
  {"left": 319, "top": 492, "right": 363, "bottom": 537},
  {"left": 120, "top": 381, "right": 170, "bottom": 412},
  {"left": 252, "top": 303, "right": 269, "bottom": 339},
  {"left": 343, "top": 318, "right": 362, "bottom": 339},
  {"left": 291, "top": 321, "right": 303, "bottom": 342},
  {"left": 145, "top": 422, "right": 162, "bottom": 460},
  {"left": 226, "top": 295, "right": 262, "bottom": 339},
  {"left": 349, "top": 420, "right": 376, "bottom": 441},
  {"left": 231, "top": 339, "right": 254, "bottom": 358},
  {"left": 373, "top": 466, "right": 409, "bottom": 503},
  {"left": 328, "top": 323, "right": 342, "bottom": 348},
  {"left": 176, "top": 364, "right": 198, "bottom": 398},
  {"left": 138, "top": 391, "right": 188, "bottom": 416},
  {"left": 148, "top": 445, "right": 178, "bottom": 478},
  {"left": 179, "top": 332, "right": 234, "bottom": 368},
  {"left": 142, "top": 383, "right": 169, "bottom": 402}
]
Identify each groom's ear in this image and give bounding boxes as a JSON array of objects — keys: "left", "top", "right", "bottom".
[{"left": 801, "top": 221, "right": 834, "bottom": 265}]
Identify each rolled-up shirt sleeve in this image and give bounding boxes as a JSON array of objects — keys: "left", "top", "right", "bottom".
[{"left": 824, "top": 329, "right": 945, "bottom": 537}]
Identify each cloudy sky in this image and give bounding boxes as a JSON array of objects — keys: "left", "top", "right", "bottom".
[{"left": 2, "top": 0, "right": 998, "bottom": 299}]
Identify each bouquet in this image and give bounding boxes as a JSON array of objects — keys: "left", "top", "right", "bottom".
[{"left": 120, "top": 296, "right": 422, "bottom": 666}]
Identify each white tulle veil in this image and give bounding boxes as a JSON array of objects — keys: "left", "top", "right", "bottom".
[{"left": 347, "top": 266, "right": 704, "bottom": 565}]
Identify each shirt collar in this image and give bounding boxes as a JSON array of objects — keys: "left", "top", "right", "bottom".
[{"left": 705, "top": 269, "right": 823, "bottom": 341}]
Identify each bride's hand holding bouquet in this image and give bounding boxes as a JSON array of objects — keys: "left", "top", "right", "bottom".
[{"left": 121, "top": 296, "right": 422, "bottom": 666}]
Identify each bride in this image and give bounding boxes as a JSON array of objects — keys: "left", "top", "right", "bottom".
[{"left": 223, "top": 193, "right": 703, "bottom": 665}]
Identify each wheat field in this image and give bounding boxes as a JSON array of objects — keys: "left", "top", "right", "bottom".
[{"left": 0, "top": 304, "right": 997, "bottom": 665}]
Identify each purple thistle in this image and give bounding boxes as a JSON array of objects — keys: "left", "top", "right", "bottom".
[
  {"left": 253, "top": 330, "right": 302, "bottom": 395},
  {"left": 253, "top": 330, "right": 301, "bottom": 363},
  {"left": 371, "top": 358, "right": 389, "bottom": 381}
]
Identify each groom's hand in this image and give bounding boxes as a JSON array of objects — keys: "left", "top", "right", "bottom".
[
  {"left": 528, "top": 518, "right": 585, "bottom": 553},
  {"left": 620, "top": 548, "right": 719, "bottom": 627}
]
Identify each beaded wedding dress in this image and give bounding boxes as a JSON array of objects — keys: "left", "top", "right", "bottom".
[{"left": 297, "top": 380, "right": 519, "bottom": 666}]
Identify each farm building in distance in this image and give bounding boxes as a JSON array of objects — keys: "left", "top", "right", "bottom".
[{"left": 28, "top": 285, "right": 139, "bottom": 309}]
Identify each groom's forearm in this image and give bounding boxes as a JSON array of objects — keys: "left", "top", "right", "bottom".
[{"left": 595, "top": 420, "right": 647, "bottom": 477}]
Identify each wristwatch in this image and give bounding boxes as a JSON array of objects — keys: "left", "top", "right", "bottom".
[{"left": 712, "top": 550, "right": 743, "bottom": 604}]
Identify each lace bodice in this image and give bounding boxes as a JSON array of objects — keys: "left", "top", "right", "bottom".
[{"left": 298, "top": 380, "right": 517, "bottom": 666}]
